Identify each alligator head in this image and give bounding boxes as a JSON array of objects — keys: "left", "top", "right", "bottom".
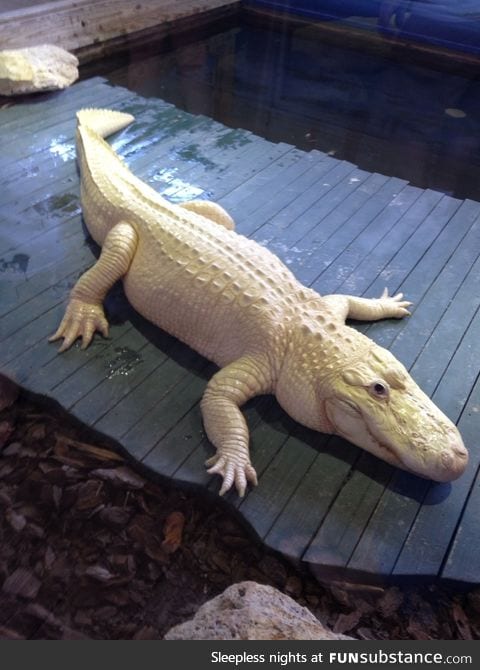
[
  {"left": 276, "top": 326, "right": 468, "bottom": 483},
  {"left": 322, "top": 344, "right": 468, "bottom": 482}
]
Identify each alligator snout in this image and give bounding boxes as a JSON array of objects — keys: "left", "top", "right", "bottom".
[{"left": 434, "top": 431, "right": 468, "bottom": 482}]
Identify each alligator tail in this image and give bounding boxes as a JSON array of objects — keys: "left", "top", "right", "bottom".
[{"left": 76, "top": 108, "right": 135, "bottom": 139}]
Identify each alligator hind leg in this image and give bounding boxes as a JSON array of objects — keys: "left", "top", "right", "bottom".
[
  {"left": 323, "top": 288, "right": 412, "bottom": 323},
  {"left": 201, "top": 355, "right": 272, "bottom": 496},
  {"left": 179, "top": 200, "right": 235, "bottom": 230},
  {"left": 50, "top": 221, "right": 138, "bottom": 351}
]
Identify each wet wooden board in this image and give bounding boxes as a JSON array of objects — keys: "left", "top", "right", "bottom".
[{"left": 1, "top": 76, "right": 479, "bottom": 585}]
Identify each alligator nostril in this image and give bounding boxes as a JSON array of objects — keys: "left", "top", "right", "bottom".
[
  {"left": 454, "top": 446, "right": 468, "bottom": 460},
  {"left": 449, "top": 430, "right": 468, "bottom": 459}
]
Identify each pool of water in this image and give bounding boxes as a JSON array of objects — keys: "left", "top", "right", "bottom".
[{"left": 84, "top": 17, "right": 480, "bottom": 200}]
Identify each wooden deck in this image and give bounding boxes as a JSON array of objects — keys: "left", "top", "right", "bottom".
[{"left": 1, "top": 77, "right": 479, "bottom": 585}]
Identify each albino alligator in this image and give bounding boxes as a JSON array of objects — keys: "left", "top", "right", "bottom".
[{"left": 50, "top": 108, "right": 468, "bottom": 496}]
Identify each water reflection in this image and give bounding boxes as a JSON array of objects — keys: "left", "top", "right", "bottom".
[{"left": 88, "top": 17, "right": 480, "bottom": 200}]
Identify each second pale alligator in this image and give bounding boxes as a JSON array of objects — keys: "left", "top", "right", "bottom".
[{"left": 50, "top": 109, "right": 468, "bottom": 496}]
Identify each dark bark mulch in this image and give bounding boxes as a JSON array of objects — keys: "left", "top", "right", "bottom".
[{"left": 0, "top": 389, "right": 479, "bottom": 640}]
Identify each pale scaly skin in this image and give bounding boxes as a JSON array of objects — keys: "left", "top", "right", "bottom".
[{"left": 50, "top": 109, "right": 468, "bottom": 496}]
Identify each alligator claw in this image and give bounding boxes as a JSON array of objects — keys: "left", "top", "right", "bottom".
[
  {"left": 379, "top": 287, "right": 413, "bottom": 318},
  {"left": 50, "top": 299, "right": 109, "bottom": 352},
  {"left": 206, "top": 454, "right": 258, "bottom": 497}
]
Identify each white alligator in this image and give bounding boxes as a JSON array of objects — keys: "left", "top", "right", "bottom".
[{"left": 50, "top": 109, "right": 468, "bottom": 496}]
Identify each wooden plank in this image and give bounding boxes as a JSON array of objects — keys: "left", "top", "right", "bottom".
[
  {"left": 0, "top": 223, "right": 89, "bottom": 317},
  {"left": 249, "top": 163, "right": 368, "bottom": 245},
  {"left": 141, "top": 402, "right": 206, "bottom": 477},
  {"left": 364, "top": 200, "right": 479, "bottom": 338},
  {"left": 0, "top": 224, "right": 99, "bottom": 318},
  {"left": 249, "top": 160, "right": 357, "bottom": 235},
  {"left": 362, "top": 196, "right": 471, "bottom": 349},
  {"left": 310, "top": 185, "right": 428, "bottom": 295},
  {"left": 0, "top": 194, "right": 81, "bottom": 259},
  {"left": 51, "top": 326, "right": 147, "bottom": 407},
  {"left": 286, "top": 176, "right": 404, "bottom": 284},
  {"left": 199, "top": 139, "right": 295, "bottom": 201},
  {"left": 262, "top": 172, "right": 399, "bottom": 272},
  {"left": 302, "top": 455, "right": 393, "bottom": 569},
  {"left": 225, "top": 152, "right": 337, "bottom": 227},
  {"left": 387, "top": 205, "right": 480, "bottom": 367},
  {"left": 237, "top": 429, "right": 318, "bottom": 539},
  {"left": 120, "top": 364, "right": 211, "bottom": 462},
  {"left": 69, "top": 335, "right": 176, "bottom": 425},
  {"left": 165, "top": 138, "right": 286, "bottom": 203},
  {"left": 263, "top": 436, "right": 358, "bottom": 561},
  {"left": 0, "top": 264, "right": 87, "bottom": 341},
  {"left": 92, "top": 346, "right": 202, "bottom": 442},
  {"left": 146, "top": 125, "right": 257, "bottom": 198},
  {"left": 221, "top": 148, "right": 324, "bottom": 218}
]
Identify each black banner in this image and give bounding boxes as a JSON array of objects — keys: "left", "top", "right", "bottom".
[{"left": 1, "top": 640, "right": 478, "bottom": 668}]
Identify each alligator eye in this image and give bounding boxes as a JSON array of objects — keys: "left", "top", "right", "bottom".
[{"left": 369, "top": 380, "right": 389, "bottom": 398}]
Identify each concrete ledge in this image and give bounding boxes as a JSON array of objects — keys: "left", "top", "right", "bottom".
[{"left": 0, "top": 0, "right": 240, "bottom": 62}]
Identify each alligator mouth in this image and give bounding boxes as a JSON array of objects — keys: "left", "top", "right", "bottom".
[
  {"left": 328, "top": 402, "right": 410, "bottom": 472},
  {"left": 329, "top": 399, "right": 466, "bottom": 481},
  {"left": 362, "top": 421, "right": 466, "bottom": 481},
  {"left": 325, "top": 398, "right": 422, "bottom": 475},
  {"left": 359, "top": 421, "right": 412, "bottom": 472}
]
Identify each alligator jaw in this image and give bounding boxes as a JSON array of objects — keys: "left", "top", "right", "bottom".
[{"left": 324, "top": 395, "right": 468, "bottom": 483}]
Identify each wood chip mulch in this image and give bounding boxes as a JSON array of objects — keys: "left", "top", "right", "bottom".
[{"left": 0, "top": 387, "right": 479, "bottom": 640}]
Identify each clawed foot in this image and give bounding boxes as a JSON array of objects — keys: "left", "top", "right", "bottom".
[
  {"left": 49, "top": 298, "right": 109, "bottom": 352},
  {"left": 378, "top": 287, "right": 412, "bottom": 319},
  {"left": 205, "top": 453, "right": 258, "bottom": 497}
]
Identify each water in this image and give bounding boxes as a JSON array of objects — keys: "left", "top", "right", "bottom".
[{"left": 85, "top": 17, "right": 480, "bottom": 200}]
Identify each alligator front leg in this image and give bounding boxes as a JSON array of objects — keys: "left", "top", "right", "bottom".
[
  {"left": 200, "top": 355, "right": 272, "bottom": 496},
  {"left": 50, "top": 222, "right": 138, "bottom": 351},
  {"left": 323, "top": 288, "right": 412, "bottom": 323}
]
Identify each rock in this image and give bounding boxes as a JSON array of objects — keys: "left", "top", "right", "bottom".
[
  {"left": 164, "top": 581, "right": 354, "bottom": 640},
  {"left": 0, "top": 45, "right": 78, "bottom": 96}
]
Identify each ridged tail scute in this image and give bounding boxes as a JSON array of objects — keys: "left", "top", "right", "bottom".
[{"left": 76, "top": 108, "right": 135, "bottom": 139}]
